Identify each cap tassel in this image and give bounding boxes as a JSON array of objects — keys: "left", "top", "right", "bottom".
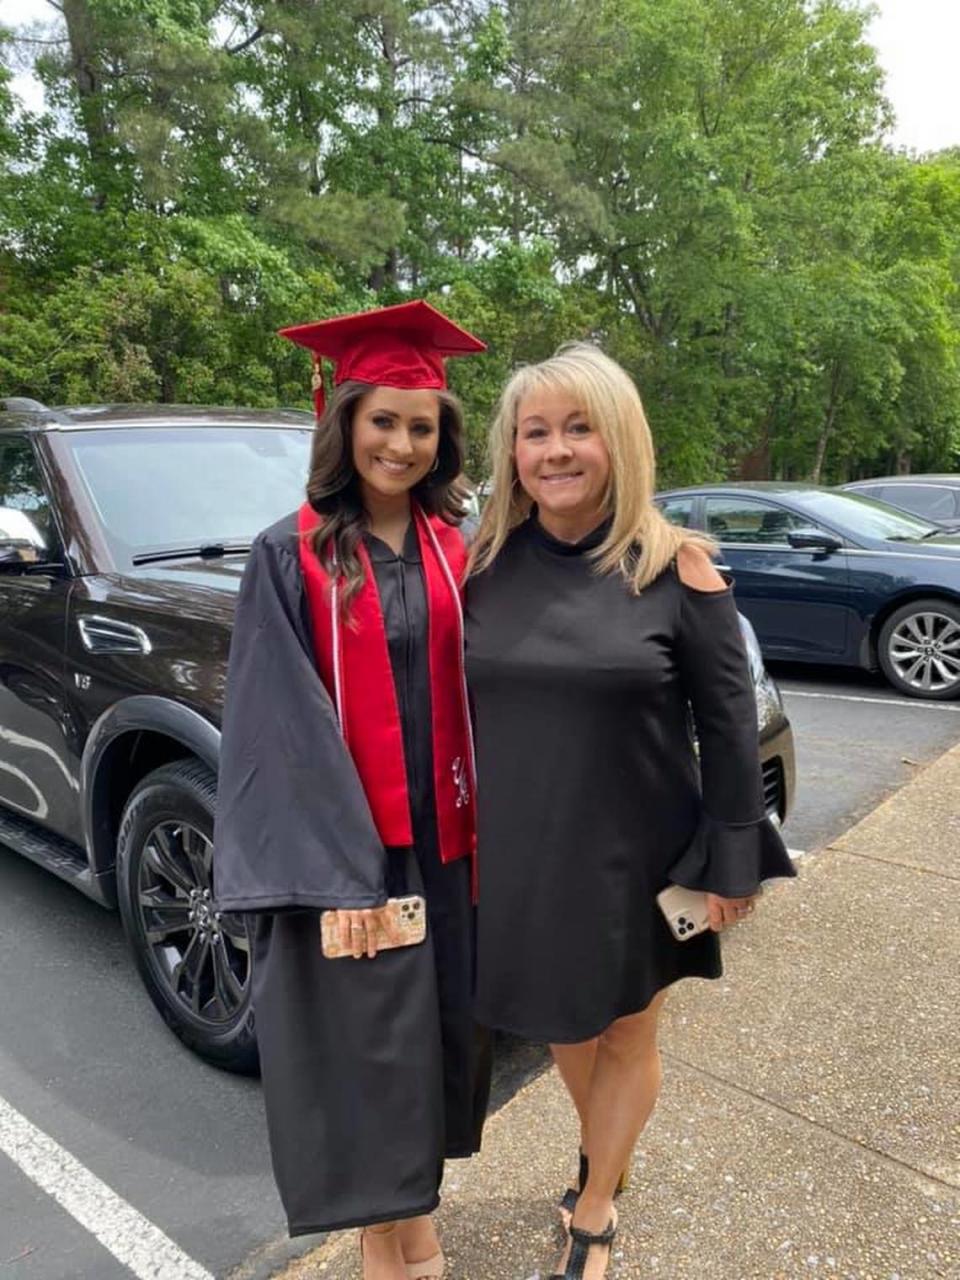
[{"left": 311, "top": 356, "right": 326, "bottom": 420}]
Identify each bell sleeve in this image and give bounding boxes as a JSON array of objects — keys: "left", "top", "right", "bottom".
[
  {"left": 667, "top": 581, "right": 797, "bottom": 899},
  {"left": 213, "top": 531, "right": 388, "bottom": 913}
]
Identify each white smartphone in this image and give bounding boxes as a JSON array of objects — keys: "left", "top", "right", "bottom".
[{"left": 656, "top": 884, "right": 711, "bottom": 942}]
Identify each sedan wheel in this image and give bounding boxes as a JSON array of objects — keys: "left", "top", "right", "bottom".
[
  {"left": 116, "top": 759, "right": 258, "bottom": 1073},
  {"left": 878, "top": 599, "right": 960, "bottom": 700}
]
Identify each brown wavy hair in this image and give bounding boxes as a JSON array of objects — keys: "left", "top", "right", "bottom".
[{"left": 304, "top": 380, "right": 470, "bottom": 609}]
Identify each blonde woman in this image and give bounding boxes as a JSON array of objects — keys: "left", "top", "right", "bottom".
[{"left": 464, "top": 343, "right": 795, "bottom": 1279}]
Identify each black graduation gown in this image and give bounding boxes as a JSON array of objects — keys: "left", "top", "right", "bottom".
[
  {"left": 464, "top": 517, "right": 796, "bottom": 1044},
  {"left": 214, "top": 513, "right": 489, "bottom": 1237}
]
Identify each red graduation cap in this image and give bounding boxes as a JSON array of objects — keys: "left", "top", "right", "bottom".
[{"left": 279, "top": 299, "right": 487, "bottom": 419}]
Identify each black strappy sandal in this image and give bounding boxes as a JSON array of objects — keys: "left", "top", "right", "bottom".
[
  {"left": 558, "top": 1149, "right": 589, "bottom": 1223},
  {"left": 558, "top": 1150, "right": 629, "bottom": 1228},
  {"left": 550, "top": 1212, "right": 618, "bottom": 1279}
]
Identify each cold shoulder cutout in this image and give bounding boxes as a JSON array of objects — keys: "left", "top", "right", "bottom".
[{"left": 675, "top": 541, "right": 727, "bottom": 593}]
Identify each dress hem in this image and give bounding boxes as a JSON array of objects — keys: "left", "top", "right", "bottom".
[
  {"left": 475, "top": 968, "right": 721, "bottom": 1045},
  {"left": 288, "top": 1194, "right": 442, "bottom": 1238},
  {"left": 445, "top": 1142, "right": 482, "bottom": 1159}
]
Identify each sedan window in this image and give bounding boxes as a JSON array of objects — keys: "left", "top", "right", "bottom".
[
  {"left": 796, "top": 490, "right": 936, "bottom": 541},
  {"left": 882, "top": 484, "right": 958, "bottom": 521},
  {"left": 703, "top": 497, "right": 810, "bottom": 544},
  {"left": 657, "top": 496, "right": 694, "bottom": 527}
]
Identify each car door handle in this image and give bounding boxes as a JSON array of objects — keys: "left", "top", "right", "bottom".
[{"left": 77, "top": 615, "right": 153, "bottom": 655}]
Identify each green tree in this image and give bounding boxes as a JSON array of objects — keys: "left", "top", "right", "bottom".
[{"left": 2, "top": 0, "right": 959, "bottom": 487}]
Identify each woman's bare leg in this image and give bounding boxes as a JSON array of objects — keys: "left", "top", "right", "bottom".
[
  {"left": 550, "top": 1035, "right": 635, "bottom": 1190},
  {"left": 550, "top": 1037, "right": 599, "bottom": 1151},
  {"left": 360, "top": 1220, "right": 407, "bottom": 1279},
  {"left": 395, "top": 1213, "right": 442, "bottom": 1266},
  {"left": 552, "top": 992, "right": 668, "bottom": 1279}
]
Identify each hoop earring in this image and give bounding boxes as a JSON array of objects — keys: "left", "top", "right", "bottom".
[{"left": 430, "top": 456, "right": 440, "bottom": 473}]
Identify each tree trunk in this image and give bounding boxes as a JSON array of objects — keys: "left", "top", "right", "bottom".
[
  {"left": 737, "top": 418, "right": 771, "bottom": 480},
  {"left": 159, "top": 360, "right": 177, "bottom": 403},
  {"left": 456, "top": 147, "right": 465, "bottom": 260},
  {"left": 810, "top": 412, "right": 835, "bottom": 485},
  {"left": 367, "top": 15, "right": 401, "bottom": 292},
  {"left": 62, "top": 0, "right": 113, "bottom": 211},
  {"left": 810, "top": 363, "right": 843, "bottom": 485}
]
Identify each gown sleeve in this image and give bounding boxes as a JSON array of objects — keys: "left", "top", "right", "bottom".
[
  {"left": 212, "top": 531, "right": 388, "bottom": 913},
  {"left": 667, "top": 581, "right": 797, "bottom": 898}
]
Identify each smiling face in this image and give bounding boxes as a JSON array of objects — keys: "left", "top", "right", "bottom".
[
  {"left": 514, "top": 387, "right": 611, "bottom": 537},
  {"left": 351, "top": 385, "right": 441, "bottom": 505}
]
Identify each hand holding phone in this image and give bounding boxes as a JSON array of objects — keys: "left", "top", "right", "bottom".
[
  {"left": 656, "top": 884, "right": 711, "bottom": 941},
  {"left": 657, "top": 885, "right": 758, "bottom": 940},
  {"left": 320, "top": 895, "right": 426, "bottom": 959}
]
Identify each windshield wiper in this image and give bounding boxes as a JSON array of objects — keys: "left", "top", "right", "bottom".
[
  {"left": 132, "top": 542, "right": 251, "bottom": 566},
  {"left": 888, "top": 529, "right": 947, "bottom": 543}
]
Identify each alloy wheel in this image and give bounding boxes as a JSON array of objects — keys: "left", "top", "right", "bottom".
[
  {"left": 887, "top": 610, "right": 960, "bottom": 695},
  {"left": 135, "top": 820, "right": 251, "bottom": 1026}
]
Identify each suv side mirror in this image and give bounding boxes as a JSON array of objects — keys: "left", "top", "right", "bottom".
[
  {"left": 787, "top": 528, "right": 842, "bottom": 553},
  {"left": 0, "top": 508, "right": 49, "bottom": 570}
]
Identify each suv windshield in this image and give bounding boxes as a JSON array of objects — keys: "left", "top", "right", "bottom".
[
  {"left": 67, "top": 425, "right": 312, "bottom": 562},
  {"left": 804, "top": 490, "right": 939, "bottom": 541}
]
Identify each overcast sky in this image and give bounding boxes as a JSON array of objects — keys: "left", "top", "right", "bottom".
[{"left": 4, "top": 0, "right": 959, "bottom": 155}]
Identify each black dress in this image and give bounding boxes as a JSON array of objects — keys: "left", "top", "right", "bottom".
[
  {"left": 214, "top": 515, "right": 490, "bottom": 1237},
  {"left": 464, "top": 517, "right": 796, "bottom": 1044}
]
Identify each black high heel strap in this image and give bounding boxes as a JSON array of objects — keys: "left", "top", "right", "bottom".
[
  {"left": 559, "top": 1186, "right": 579, "bottom": 1217},
  {"left": 558, "top": 1150, "right": 628, "bottom": 1221},
  {"left": 550, "top": 1217, "right": 617, "bottom": 1279},
  {"left": 558, "top": 1147, "right": 588, "bottom": 1220},
  {"left": 570, "top": 1220, "right": 616, "bottom": 1247}
]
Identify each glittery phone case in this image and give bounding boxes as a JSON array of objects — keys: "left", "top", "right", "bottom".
[{"left": 320, "top": 894, "right": 427, "bottom": 958}]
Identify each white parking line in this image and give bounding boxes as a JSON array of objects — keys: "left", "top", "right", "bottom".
[
  {"left": 781, "top": 688, "right": 960, "bottom": 712},
  {"left": 0, "top": 1096, "right": 213, "bottom": 1280}
]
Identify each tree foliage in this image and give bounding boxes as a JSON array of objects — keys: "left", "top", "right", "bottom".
[{"left": 2, "top": 0, "right": 959, "bottom": 482}]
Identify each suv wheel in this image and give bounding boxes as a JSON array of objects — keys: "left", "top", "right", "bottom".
[
  {"left": 877, "top": 598, "right": 960, "bottom": 700},
  {"left": 116, "top": 759, "right": 258, "bottom": 1073}
]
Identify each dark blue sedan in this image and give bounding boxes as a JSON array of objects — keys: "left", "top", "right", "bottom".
[{"left": 655, "top": 483, "right": 960, "bottom": 700}]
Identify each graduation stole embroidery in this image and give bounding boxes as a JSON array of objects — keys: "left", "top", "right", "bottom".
[{"left": 297, "top": 501, "right": 477, "bottom": 867}]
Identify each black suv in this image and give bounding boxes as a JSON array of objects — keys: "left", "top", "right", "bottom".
[
  {"left": 0, "top": 400, "right": 314, "bottom": 1072},
  {"left": 0, "top": 400, "right": 795, "bottom": 1074}
]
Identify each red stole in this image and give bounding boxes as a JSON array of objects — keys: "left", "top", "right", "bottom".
[{"left": 297, "top": 502, "right": 476, "bottom": 868}]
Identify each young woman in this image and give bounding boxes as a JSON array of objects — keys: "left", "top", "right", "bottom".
[
  {"left": 465, "top": 342, "right": 796, "bottom": 1280},
  {"left": 214, "top": 302, "right": 491, "bottom": 1280}
]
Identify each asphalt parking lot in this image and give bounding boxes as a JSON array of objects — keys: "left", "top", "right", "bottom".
[
  {"left": 767, "top": 660, "right": 960, "bottom": 855},
  {"left": 1, "top": 666, "right": 959, "bottom": 1280}
]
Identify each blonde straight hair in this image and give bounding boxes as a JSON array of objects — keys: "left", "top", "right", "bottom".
[{"left": 469, "top": 342, "right": 715, "bottom": 592}]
